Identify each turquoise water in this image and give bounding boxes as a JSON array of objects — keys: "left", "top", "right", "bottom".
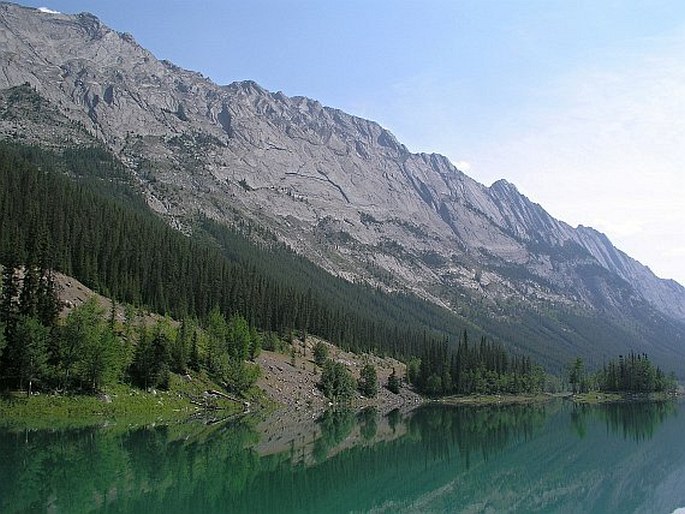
[{"left": 1, "top": 401, "right": 684, "bottom": 513}]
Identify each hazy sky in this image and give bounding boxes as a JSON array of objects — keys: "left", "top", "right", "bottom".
[{"left": 20, "top": 1, "right": 685, "bottom": 285}]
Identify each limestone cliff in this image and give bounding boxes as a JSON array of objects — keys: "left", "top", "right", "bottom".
[{"left": 1, "top": 3, "right": 683, "bottom": 369}]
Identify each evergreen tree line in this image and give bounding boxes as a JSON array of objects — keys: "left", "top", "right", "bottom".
[
  {"left": 569, "top": 353, "right": 677, "bottom": 394},
  {"left": 0, "top": 262, "right": 261, "bottom": 394},
  {"left": 408, "top": 331, "right": 545, "bottom": 396},
  {"left": 0, "top": 142, "right": 547, "bottom": 397},
  {"left": 0, "top": 142, "right": 464, "bottom": 361},
  {"left": 195, "top": 215, "right": 470, "bottom": 358},
  {"left": 597, "top": 352, "right": 676, "bottom": 393},
  {"left": 317, "top": 359, "right": 380, "bottom": 403}
]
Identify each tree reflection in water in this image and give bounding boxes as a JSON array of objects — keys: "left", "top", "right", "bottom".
[
  {"left": 1, "top": 400, "right": 683, "bottom": 513},
  {"left": 570, "top": 400, "right": 677, "bottom": 441}
]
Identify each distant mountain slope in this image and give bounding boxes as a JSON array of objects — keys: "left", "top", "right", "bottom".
[{"left": 1, "top": 2, "right": 684, "bottom": 374}]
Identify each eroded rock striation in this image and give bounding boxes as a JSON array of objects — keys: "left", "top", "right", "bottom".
[{"left": 1, "top": 3, "right": 684, "bottom": 370}]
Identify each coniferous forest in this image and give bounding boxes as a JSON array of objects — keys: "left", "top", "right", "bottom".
[
  {"left": 411, "top": 332, "right": 545, "bottom": 396},
  {"left": 0, "top": 143, "right": 459, "bottom": 355},
  {"left": 568, "top": 353, "right": 678, "bottom": 395},
  {"left": 0, "top": 258, "right": 263, "bottom": 395},
  {"left": 595, "top": 353, "right": 675, "bottom": 393},
  {"left": 0, "top": 141, "right": 548, "bottom": 396}
]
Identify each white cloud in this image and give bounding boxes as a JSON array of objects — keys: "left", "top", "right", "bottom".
[{"left": 37, "top": 7, "right": 61, "bottom": 14}]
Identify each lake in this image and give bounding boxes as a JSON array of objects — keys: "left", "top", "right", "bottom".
[{"left": 1, "top": 400, "right": 684, "bottom": 513}]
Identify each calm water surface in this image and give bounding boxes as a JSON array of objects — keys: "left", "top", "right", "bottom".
[{"left": 1, "top": 400, "right": 684, "bottom": 513}]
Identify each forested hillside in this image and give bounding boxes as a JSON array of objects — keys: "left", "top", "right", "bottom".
[
  {"left": 3, "top": 137, "right": 682, "bottom": 377},
  {"left": 0, "top": 141, "right": 553, "bottom": 396},
  {"left": 0, "top": 143, "right": 459, "bottom": 356},
  {"left": 0, "top": 4, "right": 684, "bottom": 381}
]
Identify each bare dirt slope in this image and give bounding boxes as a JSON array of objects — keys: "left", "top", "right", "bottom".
[
  {"left": 54, "top": 271, "right": 422, "bottom": 413},
  {"left": 52, "top": 270, "right": 424, "bottom": 461},
  {"left": 254, "top": 336, "right": 423, "bottom": 460},
  {"left": 256, "top": 336, "right": 421, "bottom": 415}
]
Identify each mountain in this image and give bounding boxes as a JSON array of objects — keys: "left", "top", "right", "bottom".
[{"left": 1, "top": 2, "right": 684, "bottom": 374}]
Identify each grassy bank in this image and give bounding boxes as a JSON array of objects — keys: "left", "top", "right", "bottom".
[
  {"left": 433, "top": 393, "right": 562, "bottom": 407},
  {"left": 0, "top": 372, "right": 246, "bottom": 430},
  {"left": 571, "top": 391, "right": 679, "bottom": 405}
]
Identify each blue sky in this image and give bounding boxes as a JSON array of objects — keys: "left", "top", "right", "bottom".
[{"left": 20, "top": 0, "right": 685, "bottom": 285}]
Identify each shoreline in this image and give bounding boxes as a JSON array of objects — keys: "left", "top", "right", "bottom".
[
  {"left": 2, "top": 339, "right": 681, "bottom": 431},
  {"left": 0, "top": 372, "right": 245, "bottom": 430},
  {"left": 430, "top": 392, "right": 566, "bottom": 407},
  {"left": 2, "top": 388, "right": 681, "bottom": 430},
  {"left": 569, "top": 391, "right": 681, "bottom": 405}
]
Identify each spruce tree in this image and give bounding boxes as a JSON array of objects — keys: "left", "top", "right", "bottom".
[
  {"left": 387, "top": 368, "right": 400, "bottom": 394},
  {"left": 14, "top": 316, "right": 50, "bottom": 395},
  {"left": 36, "top": 268, "right": 60, "bottom": 328},
  {"left": 19, "top": 264, "right": 40, "bottom": 317},
  {"left": 313, "top": 341, "right": 329, "bottom": 366},
  {"left": 359, "top": 363, "right": 378, "bottom": 398},
  {"left": 0, "top": 264, "right": 19, "bottom": 338},
  {"left": 320, "top": 359, "right": 356, "bottom": 402}
]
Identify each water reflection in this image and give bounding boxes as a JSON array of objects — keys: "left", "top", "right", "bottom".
[
  {"left": 0, "top": 419, "right": 262, "bottom": 514},
  {"left": 571, "top": 401, "right": 677, "bottom": 441},
  {"left": 1, "top": 400, "right": 684, "bottom": 513},
  {"left": 312, "top": 408, "right": 355, "bottom": 463},
  {"left": 407, "top": 404, "right": 548, "bottom": 466},
  {"left": 358, "top": 407, "right": 379, "bottom": 441}
]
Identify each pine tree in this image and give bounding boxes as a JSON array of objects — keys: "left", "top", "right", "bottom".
[
  {"left": 170, "top": 317, "right": 191, "bottom": 373},
  {"left": 36, "top": 268, "right": 60, "bottom": 328},
  {"left": 359, "top": 363, "right": 378, "bottom": 398},
  {"left": 14, "top": 316, "right": 50, "bottom": 395},
  {"left": 313, "top": 341, "right": 329, "bottom": 366},
  {"left": 569, "top": 357, "right": 584, "bottom": 394},
  {"left": 19, "top": 264, "right": 40, "bottom": 317},
  {"left": 189, "top": 329, "right": 201, "bottom": 372},
  {"left": 387, "top": 368, "right": 400, "bottom": 394},
  {"left": 320, "top": 359, "right": 356, "bottom": 402},
  {"left": 0, "top": 264, "right": 19, "bottom": 338},
  {"left": 132, "top": 323, "right": 170, "bottom": 390}
]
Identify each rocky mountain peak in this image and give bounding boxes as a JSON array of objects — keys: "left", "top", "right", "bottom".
[
  {"left": 1, "top": 2, "right": 684, "bottom": 371},
  {"left": 489, "top": 178, "right": 517, "bottom": 193}
]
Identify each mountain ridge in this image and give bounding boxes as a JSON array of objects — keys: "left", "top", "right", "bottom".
[{"left": 1, "top": 2, "right": 684, "bottom": 372}]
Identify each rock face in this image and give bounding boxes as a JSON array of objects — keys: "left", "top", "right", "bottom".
[{"left": 1, "top": 3, "right": 684, "bottom": 369}]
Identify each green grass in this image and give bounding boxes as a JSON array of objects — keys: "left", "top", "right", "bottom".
[
  {"left": 434, "top": 393, "right": 557, "bottom": 406},
  {"left": 571, "top": 391, "right": 677, "bottom": 404},
  {"left": 0, "top": 371, "right": 245, "bottom": 430}
]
